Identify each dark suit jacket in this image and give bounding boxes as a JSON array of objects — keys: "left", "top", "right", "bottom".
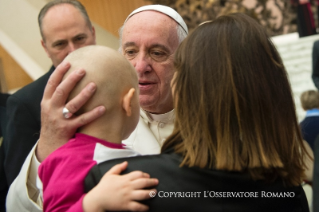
[
  {"left": 312, "top": 40, "right": 319, "bottom": 89},
  {"left": 313, "top": 136, "right": 319, "bottom": 212},
  {"left": 300, "top": 116, "right": 319, "bottom": 151},
  {"left": 85, "top": 148, "right": 309, "bottom": 212},
  {"left": 0, "top": 93, "right": 10, "bottom": 138},
  {"left": 0, "top": 93, "right": 10, "bottom": 212},
  {"left": 2, "top": 66, "right": 54, "bottom": 187}
]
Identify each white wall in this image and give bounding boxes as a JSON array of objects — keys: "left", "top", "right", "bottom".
[
  {"left": 272, "top": 33, "right": 319, "bottom": 122},
  {"left": 0, "top": 0, "right": 119, "bottom": 80}
]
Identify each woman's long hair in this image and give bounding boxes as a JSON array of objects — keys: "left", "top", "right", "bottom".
[{"left": 163, "top": 13, "right": 308, "bottom": 186}]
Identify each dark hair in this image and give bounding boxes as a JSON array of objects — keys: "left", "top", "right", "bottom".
[
  {"left": 38, "top": 0, "right": 92, "bottom": 40},
  {"left": 163, "top": 13, "right": 307, "bottom": 186}
]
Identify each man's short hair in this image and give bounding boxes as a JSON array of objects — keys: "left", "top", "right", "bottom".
[
  {"left": 38, "top": 0, "right": 92, "bottom": 40},
  {"left": 300, "top": 90, "right": 319, "bottom": 110}
]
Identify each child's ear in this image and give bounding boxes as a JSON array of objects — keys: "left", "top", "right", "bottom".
[{"left": 122, "top": 88, "right": 135, "bottom": 117}]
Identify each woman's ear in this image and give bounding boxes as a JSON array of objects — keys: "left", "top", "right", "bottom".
[{"left": 122, "top": 88, "right": 135, "bottom": 117}]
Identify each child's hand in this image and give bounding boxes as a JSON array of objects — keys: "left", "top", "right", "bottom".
[{"left": 83, "top": 161, "right": 158, "bottom": 212}]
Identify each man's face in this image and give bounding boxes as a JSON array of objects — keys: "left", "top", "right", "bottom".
[
  {"left": 122, "top": 11, "right": 179, "bottom": 114},
  {"left": 41, "top": 4, "right": 96, "bottom": 67}
]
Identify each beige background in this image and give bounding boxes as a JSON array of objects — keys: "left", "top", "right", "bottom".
[{"left": 0, "top": 0, "right": 150, "bottom": 92}]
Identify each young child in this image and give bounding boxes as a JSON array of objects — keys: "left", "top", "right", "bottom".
[
  {"left": 300, "top": 89, "right": 319, "bottom": 151},
  {"left": 38, "top": 45, "right": 142, "bottom": 212}
]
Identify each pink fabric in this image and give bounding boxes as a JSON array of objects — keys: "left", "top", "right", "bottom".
[{"left": 38, "top": 133, "right": 124, "bottom": 212}]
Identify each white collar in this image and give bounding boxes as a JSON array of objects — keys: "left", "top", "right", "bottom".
[{"left": 140, "top": 109, "right": 175, "bottom": 123}]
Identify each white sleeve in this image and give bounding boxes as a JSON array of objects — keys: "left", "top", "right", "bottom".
[{"left": 6, "top": 142, "right": 43, "bottom": 212}]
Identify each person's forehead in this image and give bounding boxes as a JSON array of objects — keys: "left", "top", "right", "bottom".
[
  {"left": 42, "top": 4, "right": 86, "bottom": 30},
  {"left": 41, "top": 4, "right": 88, "bottom": 38},
  {"left": 44, "top": 4, "right": 80, "bottom": 19},
  {"left": 123, "top": 11, "right": 178, "bottom": 48},
  {"left": 124, "top": 5, "right": 188, "bottom": 34},
  {"left": 125, "top": 10, "right": 176, "bottom": 26}
]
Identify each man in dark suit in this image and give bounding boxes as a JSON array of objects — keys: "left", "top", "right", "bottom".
[
  {"left": 313, "top": 136, "right": 319, "bottom": 212},
  {"left": 1, "top": 0, "right": 96, "bottom": 206},
  {"left": 0, "top": 93, "right": 10, "bottom": 212},
  {"left": 0, "top": 93, "right": 10, "bottom": 139},
  {"left": 312, "top": 40, "right": 319, "bottom": 89}
]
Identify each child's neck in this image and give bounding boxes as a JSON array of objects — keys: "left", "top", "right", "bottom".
[{"left": 78, "top": 118, "right": 123, "bottom": 145}]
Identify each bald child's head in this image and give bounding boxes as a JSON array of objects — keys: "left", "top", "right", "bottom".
[
  {"left": 63, "top": 45, "right": 140, "bottom": 141},
  {"left": 64, "top": 45, "right": 138, "bottom": 114}
]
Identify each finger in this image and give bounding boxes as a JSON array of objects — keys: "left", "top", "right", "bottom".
[
  {"left": 51, "top": 68, "right": 86, "bottom": 108},
  {"left": 125, "top": 171, "right": 151, "bottom": 181},
  {"left": 127, "top": 201, "right": 149, "bottom": 212},
  {"left": 43, "top": 61, "right": 70, "bottom": 101},
  {"left": 131, "top": 178, "right": 159, "bottom": 189},
  {"left": 71, "top": 105, "right": 105, "bottom": 129},
  {"left": 104, "top": 161, "right": 128, "bottom": 176},
  {"left": 131, "top": 189, "right": 157, "bottom": 201},
  {"left": 65, "top": 82, "right": 96, "bottom": 114}
]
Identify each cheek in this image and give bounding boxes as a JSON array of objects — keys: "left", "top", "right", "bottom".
[
  {"left": 163, "top": 72, "right": 175, "bottom": 89},
  {"left": 157, "top": 63, "right": 175, "bottom": 85},
  {"left": 52, "top": 51, "right": 69, "bottom": 67},
  {"left": 49, "top": 48, "right": 64, "bottom": 58},
  {"left": 87, "top": 35, "right": 96, "bottom": 45},
  {"left": 57, "top": 49, "right": 71, "bottom": 60},
  {"left": 45, "top": 47, "right": 56, "bottom": 58},
  {"left": 171, "top": 72, "right": 177, "bottom": 94},
  {"left": 47, "top": 50, "right": 62, "bottom": 65},
  {"left": 53, "top": 54, "right": 65, "bottom": 65}
]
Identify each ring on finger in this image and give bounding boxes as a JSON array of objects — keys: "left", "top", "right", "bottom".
[{"left": 62, "top": 107, "right": 73, "bottom": 119}]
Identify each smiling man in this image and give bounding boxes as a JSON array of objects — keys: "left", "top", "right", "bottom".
[
  {"left": 119, "top": 6, "right": 188, "bottom": 154},
  {"left": 122, "top": 11, "right": 178, "bottom": 114}
]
